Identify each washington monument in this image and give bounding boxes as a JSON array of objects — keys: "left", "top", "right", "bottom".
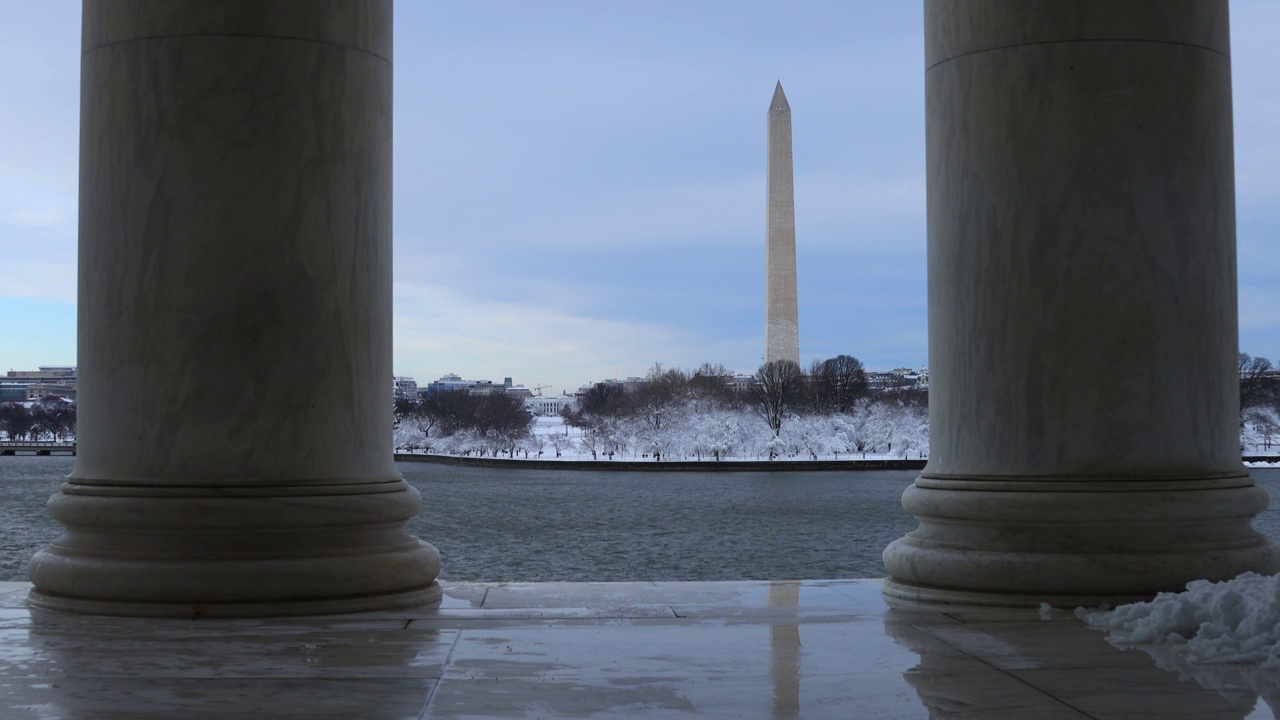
[{"left": 765, "top": 81, "right": 799, "bottom": 365}]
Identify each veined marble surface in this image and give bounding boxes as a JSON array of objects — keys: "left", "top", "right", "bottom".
[{"left": 0, "top": 578, "right": 1273, "bottom": 719}]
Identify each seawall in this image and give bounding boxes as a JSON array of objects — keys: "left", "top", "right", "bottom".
[
  {"left": 394, "top": 453, "right": 928, "bottom": 472},
  {"left": 394, "top": 454, "right": 1280, "bottom": 473}
]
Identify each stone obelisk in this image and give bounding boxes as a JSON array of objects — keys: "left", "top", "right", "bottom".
[{"left": 766, "top": 81, "right": 800, "bottom": 365}]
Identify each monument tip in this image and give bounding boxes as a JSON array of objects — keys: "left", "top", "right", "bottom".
[{"left": 771, "top": 81, "right": 789, "bottom": 110}]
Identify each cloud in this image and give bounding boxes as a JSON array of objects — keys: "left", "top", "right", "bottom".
[
  {"left": 0, "top": 259, "right": 75, "bottom": 304},
  {"left": 1232, "top": 0, "right": 1280, "bottom": 206},
  {"left": 392, "top": 257, "right": 759, "bottom": 390},
  {"left": 418, "top": 170, "right": 924, "bottom": 256},
  {"left": 1240, "top": 285, "right": 1280, "bottom": 334},
  {"left": 0, "top": 181, "right": 80, "bottom": 304}
]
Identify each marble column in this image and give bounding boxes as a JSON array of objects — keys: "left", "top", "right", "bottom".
[
  {"left": 883, "top": 0, "right": 1279, "bottom": 607},
  {"left": 28, "top": 0, "right": 442, "bottom": 616}
]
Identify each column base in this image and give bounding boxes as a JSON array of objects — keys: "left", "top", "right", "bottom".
[
  {"left": 881, "top": 577, "right": 1151, "bottom": 610},
  {"left": 28, "top": 478, "right": 443, "bottom": 618},
  {"left": 882, "top": 473, "right": 1280, "bottom": 608},
  {"left": 27, "top": 582, "right": 442, "bottom": 618}
]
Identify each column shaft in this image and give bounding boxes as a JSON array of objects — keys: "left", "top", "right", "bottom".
[
  {"left": 28, "top": 0, "right": 441, "bottom": 616},
  {"left": 884, "top": 0, "right": 1278, "bottom": 606}
]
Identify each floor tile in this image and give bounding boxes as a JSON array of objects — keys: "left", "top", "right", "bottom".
[
  {"left": 918, "top": 619, "right": 1158, "bottom": 670},
  {"left": 0, "top": 624, "right": 459, "bottom": 680},
  {"left": 1, "top": 677, "right": 434, "bottom": 720},
  {"left": 0, "top": 588, "right": 30, "bottom": 608},
  {"left": 439, "top": 614, "right": 984, "bottom": 683},
  {"left": 425, "top": 666, "right": 1088, "bottom": 719},
  {"left": 439, "top": 583, "right": 491, "bottom": 609},
  {"left": 479, "top": 581, "right": 661, "bottom": 609},
  {"left": 0, "top": 579, "right": 1268, "bottom": 719},
  {"left": 1011, "top": 665, "right": 1275, "bottom": 719},
  {"left": 416, "top": 605, "right": 678, "bottom": 625},
  {"left": 667, "top": 581, "right": 875, "bottom": 620}
]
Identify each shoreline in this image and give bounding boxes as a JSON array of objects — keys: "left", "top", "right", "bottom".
[
  {"left": 395, "top": 453, "right": 1280, "bottom": 473},
  {"left": 396, "top": 453, "right": 929, "bottom": 472}
]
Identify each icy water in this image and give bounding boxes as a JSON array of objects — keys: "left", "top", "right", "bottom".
[{"left": 4, "top": 456, "right": 1280, "bottom": 583}]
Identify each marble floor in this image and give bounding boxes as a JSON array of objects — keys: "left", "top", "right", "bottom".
[{"left": 1, "top": 579, "right": 1275, "bottom": 719}]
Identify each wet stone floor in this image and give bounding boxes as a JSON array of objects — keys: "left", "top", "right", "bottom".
[{"left": 0, "top": 579, "right": 1275, "bottom": 719}]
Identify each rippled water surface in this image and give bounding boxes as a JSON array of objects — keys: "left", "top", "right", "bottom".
[{"left": 4, "top": 457, "right": 1280, "bottom": 583}]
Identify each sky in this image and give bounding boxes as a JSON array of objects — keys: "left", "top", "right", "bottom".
[{"left": 1, "top": 2, "right": 1279, "bottom": 394}]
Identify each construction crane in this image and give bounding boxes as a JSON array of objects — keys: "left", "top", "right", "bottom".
[{"left": 533, "top": 384, "right": 552, "bottom": 397}]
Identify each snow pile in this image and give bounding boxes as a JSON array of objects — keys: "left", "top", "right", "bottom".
[{"left": 1079, "top": 572, "right": 1280, "bottom": 667}]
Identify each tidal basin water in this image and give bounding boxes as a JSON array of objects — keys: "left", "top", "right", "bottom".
[{"left": 4, "top": 457, "right": 1280, "bottom": 583}]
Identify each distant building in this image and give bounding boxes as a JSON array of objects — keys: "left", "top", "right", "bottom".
[
  {"left": 4, "top": 367, "right": 77, "bottom": 402},
  {"left": 467, "top": 380, "right": 502, "bottom": 396},
  {"left": 866, "top": 366, "right": 928, "bottom": 392},
  {"left": 423, "top": 373, "right": 528, "bottom": 398},
  {"left": 425, "top": 373, "right": 471, "bottom": 394},
  {"left": 393, "top": 376, "right": 418, "bottom": 401},
  {"left": 526, "top": 395, "right": 577, "bottom": 417},
  {"left": 25, "top": 383, "right": 77, "bottom": 402},
  {"left": 505, "top": 386, "right": 534, "bottom": 401},
  {"left": 575, "top": 377, "right": 648, "bottom": 398}
]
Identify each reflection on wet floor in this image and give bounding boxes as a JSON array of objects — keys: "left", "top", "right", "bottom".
[
  {"left": 768, "top": 581, "right": 801, "bottom": 719},
  {"left": 0, "top": 579, "right": 1275, "bottom": 719}
]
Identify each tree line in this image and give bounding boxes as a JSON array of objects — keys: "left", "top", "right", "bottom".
[
  {"left": 555, "top": 356, "right": 928, "bottom": 460},
  {"left": 567, "top": 357, "right": 921, "bottom": 439},
  {"left": 392, "top": 356, "right": 913, "bottom": 459},
  {"left": 394, "top": 392, "right": 534, "bottom": 456},
  {"left": 0, "top": 403, "right": 77, "bottom": 442}
]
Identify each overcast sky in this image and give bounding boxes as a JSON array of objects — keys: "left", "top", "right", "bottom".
[{"left": 2, "top": 2, "right": 1279, "bottom": 393}]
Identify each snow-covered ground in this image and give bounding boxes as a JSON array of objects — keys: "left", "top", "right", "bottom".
[
  {"left": 395, "top": 404, "right": 930, "bottom": 461},
  {"left": 1243, "top": 406, "right": 1280, "bottom": 458},
  {"left": 394, "top": 402, "right": 1280, "bottom": 464}
]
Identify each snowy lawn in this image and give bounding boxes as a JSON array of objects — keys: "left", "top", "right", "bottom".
[{"left": 397, "top": 407, "right": 930, "bottom": 461}]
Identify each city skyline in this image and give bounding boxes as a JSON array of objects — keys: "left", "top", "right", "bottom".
[{"left": 3, "top": 2, "right": 1280, "bottom": 392}]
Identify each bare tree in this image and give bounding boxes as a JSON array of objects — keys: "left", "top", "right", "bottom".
[
  {"left": 421, "top": 391, "right": 474, "bottom": 436},
  {"left": 1245, "top": 409, "right": 1279, "bottom": 451},
  {"left": 805, "top": 355, "right": 868, "bottom": 414},
  {"left": 547, "top": 432, "right": 571, "bottom": 458},
  {"left": 807, "top": 359, "right": 833, "bottom": 414},
  {"left": 577, "top": 428, "right": 601, "bottom": 460},
  {"left": 1240, "top": 353, "right": 1276, "bottom": 413},
  {"left": 418, "top": 391, "right": 531, "bottom": 446},
  {"left": 752, "top": 360, "right": 803, "bottom": 437},
  {"left": 0, "top": 403, "right": 35, "bottom": 441},
  {"left": 690, "top": 362, "right": 739, "bottom": 408},
  {"left": 633, "top": 363, "right": 689, "bottom": 432},
  {"left": 822, "top": 355, "right": 868, "bottom": 413},
  {"left": 577, "top": 383, "right": 627, "bottom": 418}
]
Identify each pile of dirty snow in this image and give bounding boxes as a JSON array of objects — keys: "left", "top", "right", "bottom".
[{"left": 1078, "top": 572, "right": 1280, "bottom": 667}]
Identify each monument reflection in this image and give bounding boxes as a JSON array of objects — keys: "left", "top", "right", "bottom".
[{"left": 767, "top": 582, "right": 801, "bottom": 719}]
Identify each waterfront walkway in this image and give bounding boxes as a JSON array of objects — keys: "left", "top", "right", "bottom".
[{"left": 1, "top": 579, "right": 1272, "bottom": 719}]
